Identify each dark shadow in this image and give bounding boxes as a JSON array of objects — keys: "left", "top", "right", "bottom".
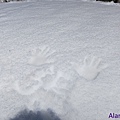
[
  {"left": 96, "top": 0, "right": 120, "bottom": 3},
  {"left": 10, "top": 108, "right": 61, "bottom": 120}
]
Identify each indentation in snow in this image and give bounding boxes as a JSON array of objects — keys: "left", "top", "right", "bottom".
[
  {"left": 28, "top": 46, "right": 55, "bottom": 66},
  {"left": 13, "top": 64, "right": 75, "bottom": 97},
  {"left": 13, "top": 66, "right": 55, "bottom": 95},
  {"left": 30, "top": 67, "right": 73, "bottom": 97},
  {"left": 72, "top": 56, "right": 108, "bottom": 80},
  {"left": 13, "top": 77, "right": 41, "bottom": 96}
]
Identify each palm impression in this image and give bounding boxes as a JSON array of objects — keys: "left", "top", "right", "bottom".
[
  {"left": 72, "top": 56, "right": 108, "bottom": 80},
  {"left": 28, "top": 46, "right": 55, "bottom": 66}
]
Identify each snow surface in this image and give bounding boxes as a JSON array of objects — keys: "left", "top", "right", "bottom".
[{"left": 0, "top": 0, "right": 120, "bottom": 120}]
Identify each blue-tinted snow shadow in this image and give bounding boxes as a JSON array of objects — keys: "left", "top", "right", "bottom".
[{"left": 10, "top": 108, "right": 61, "bottom": 120}]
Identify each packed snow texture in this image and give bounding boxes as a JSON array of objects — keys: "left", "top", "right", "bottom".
[{"left": 0, "top": 0, "right": 120, "bottom": 120}]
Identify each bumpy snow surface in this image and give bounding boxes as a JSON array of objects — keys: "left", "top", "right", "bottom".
[{"left": 0, "top": 0, "right": 120, "bottom": 120}]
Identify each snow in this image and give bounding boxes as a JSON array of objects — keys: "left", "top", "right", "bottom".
[
  {"left": 72, "top": 56, "right": 108, "bottom": 80},
  {"left": 28, "top": 46, "right": 55, "bottom": 65},
  {"left": 0, "top": 0, "right": 120, "bottom": 120}
]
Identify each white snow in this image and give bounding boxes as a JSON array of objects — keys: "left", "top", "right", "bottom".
[
  {"left": 0, "top": 0, "right": 120, "bottom": 120},
  {"left": 28, "top": 46, "right": 55, "bottom": 65},
  {"left": 72, "top": 56, "right": 108, "bottom": 80}
]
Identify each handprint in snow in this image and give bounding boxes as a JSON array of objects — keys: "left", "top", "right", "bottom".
[
  {"left": 72, "top": 56, "right": 108, "bottom": 80},
  {"left": 13, "top": 75, "right": 41, "bottom": 95},
  {"left": 13, "top": 66, "right": 55, "bottom": 95},
  {"left": 28, "top": 46, "right": 55, "bottom": 66}
]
